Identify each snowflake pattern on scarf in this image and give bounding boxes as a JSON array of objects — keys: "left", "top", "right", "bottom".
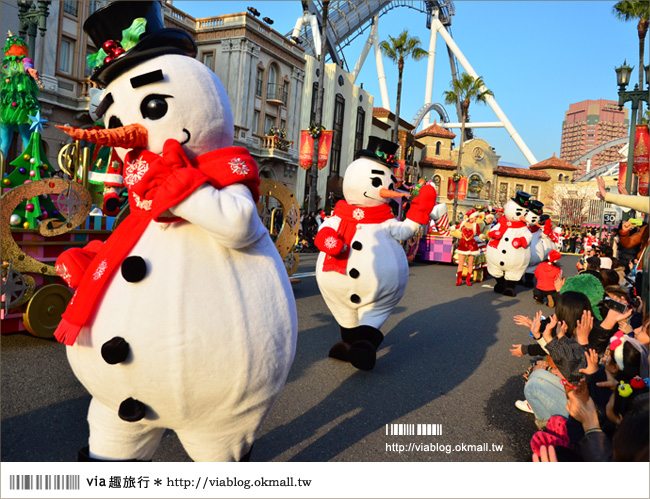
[
  {"left": 352, "top": 208, "right": 365, "bottom": 221},
  {"left": 132, "top": 192, "right": 152, "bottom": 211},
  {"left": 124, "top": 157, "right": 149, "bottom": 186},
  {"left": 93, "top": 260, "right": 108, "bottom": 281},
  {"left": 229, "top": 158, "right": 250, "bottom": 176}
]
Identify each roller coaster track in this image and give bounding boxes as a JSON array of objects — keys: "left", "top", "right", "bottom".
[{"left": 289, "top": 1, "right": 454, "bottom": 71}]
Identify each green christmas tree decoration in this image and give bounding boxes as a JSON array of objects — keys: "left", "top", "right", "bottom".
[{"left": 3, "top": 113, "right": 63, "bottom": 229}]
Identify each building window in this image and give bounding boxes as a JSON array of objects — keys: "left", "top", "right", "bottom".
[
  {"left": 84, "top": 46, "right": 94, "bottom": 77},
  {"left": 484, "top": 180, "right": 492, "bottom": 201},
  {"left": 515, "top": 183, "right": 524, "bottom": 193},
  {"left": 255, "top": 68, "right": 263, "bottom": 97},
  {"left": 498, "top": 182, "right": 508, "bottom": 205},
  {"left": 330, "top": 93, "right": 345, "bottom": 175},
  {"left": 89, "top": 1, "right": 106, "bottom": 15},
  {"left": 467, "top": 174, "right": 483, "bottom": 199},
  {"left": 530, "top": 186, "right": 539, "bottom": 200},
  {"left": 435, "top": 141, "right": 441, "bottom": 156},
  {"left": 202, "top": 52, "right": 214, "bottom": 71},
  {"left": 59, "top": 38, "right": 74, "bottom": 74},
  {"left": 558, "top": 174, "right": 564, "bottom": 181},
  {"left": 252, "top": 110, "right": 260, "bottom": 134},
  {"left": 63, "top": 0, "right": 78, "bottom": 17},
  {"left": 433, "top": 175, "right": 441, "bottom": 192},
  {"left": 354, "top": 107, "right": 365, "bottom": 155},
  {"left": 264, "top": 114, "right": 276, "bottom": 134}
]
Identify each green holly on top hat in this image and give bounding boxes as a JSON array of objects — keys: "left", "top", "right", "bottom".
[{"left": 511, "top": 190, "right": 531, "bottom": 208}]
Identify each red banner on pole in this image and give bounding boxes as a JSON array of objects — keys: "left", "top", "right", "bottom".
[
  {"left": 317, "top": 131, "right": 333, "bottom": 170},
  {"left": 298, "top": 130, "right": 313, "bottom": 170},
  {"left": 618, "top": 162, "right": 627, "bottom": 194},
  {"left": 457, "top": 176, "right": 468, "bottom": 201},
  {"left": 633, "top": 124, "right": 649, "bottom": 195},
  {"left": 447, "top": 177, "right": 456, "bottom": 200}
]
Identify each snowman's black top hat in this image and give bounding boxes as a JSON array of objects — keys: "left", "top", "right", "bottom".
[
  {"left": 355, "top": 136, "right": 399, "bottom": 168},
  {"left": 539, "top": 213, "right": 550, "bottom": 224},
  {"left": 84, "top": 1, "right": 197, "bottom": 86},
  {"left": 528, "top": 199, "right": 544, "bottom": 216},
  {"left": 511, "top": 190, "right": 531, "bottom": 208}
]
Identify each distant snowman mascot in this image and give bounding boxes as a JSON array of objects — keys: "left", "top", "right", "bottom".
[
  {"left": 314, "top": 137, "right": 437, "bottom": 370},
  {"left": 54, "top": 1, "right": 297, "bottom": 462},
  {"left": 486, "top": 191, "right": 533, "bottom": 296},
  {"left": 522, "top": 200, "right": 544, "bottom": 287}
]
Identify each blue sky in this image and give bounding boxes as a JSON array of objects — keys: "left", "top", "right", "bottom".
[{"left": 174, "top": 1, "right": 644, "bottom": 167}]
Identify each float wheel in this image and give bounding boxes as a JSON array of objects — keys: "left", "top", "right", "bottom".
[{"left": 23, "top": 284, "right": 72, "bottom": 339}]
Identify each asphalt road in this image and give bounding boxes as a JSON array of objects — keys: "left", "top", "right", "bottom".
[{"left": 1, "top": 252, "right": 582, "bottom": 462}]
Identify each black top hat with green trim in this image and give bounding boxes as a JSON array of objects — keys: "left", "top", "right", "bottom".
[
  {"left": 511, "top": 190, "right": 531, "bottom": 208},
  {"left": 528, "top": 199, "right": 544, "bottom": 216},
  {"left": 355, "top": 136, "right": 399, "bottom": 168},
  {"left": 84, "top": 1, "right": 197, "bottom": 86}
]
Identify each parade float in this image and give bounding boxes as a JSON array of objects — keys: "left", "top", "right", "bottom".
[{"left": 1, "top": 138, "right": 300, "bottom": 340}]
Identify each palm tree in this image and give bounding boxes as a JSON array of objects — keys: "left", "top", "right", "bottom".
[
  {"left": 613, "top": 0, "right": 649, "bottom": 123},
  {"left": 380, "top": 30, "right": 428, "bottom": 149},
  {"left": 443, "top": 73, "right": 493, "bottom": 223}
]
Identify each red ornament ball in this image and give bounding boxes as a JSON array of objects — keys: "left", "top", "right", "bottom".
[
  {"left": 29, "top": 170, "right": 36, "bottom": 177},
  {"left": 102, "top": 40, "right": 119, "bottom": 53},
  {"left": 23, "top": 179, "right": 31, "bottom": 184},
  {"left": 26, "top": 203, "right": 35, "bottom": 212},
  {"left": 11, "top": 102, "right": 17, "bottom": 107},
  {"left": 113, "top": 47, "right": 126, "bottom": 57},
  {"left": 40, "top": 210, "right": 48, "bottom": 218}
]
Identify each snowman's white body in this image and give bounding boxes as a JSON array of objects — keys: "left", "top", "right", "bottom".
[
  {"left": 526, "top": 229, "right": 557, "bottom": 274},
  {"left": 485, "top": 200, "right": 532, "bottom": 281},
  {"left": 65, "top": 56, "right": 297, "bottom": 462},
  {"left": 316, "top": 216, "right": 409, "bottom": 328},
  {"left": 315, "top": 157, "right": 418, "bottom": 330}
]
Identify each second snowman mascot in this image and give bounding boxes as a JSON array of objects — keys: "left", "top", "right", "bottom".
[{"left": 315, "top": 137, "right": 436, "bottom": 370}]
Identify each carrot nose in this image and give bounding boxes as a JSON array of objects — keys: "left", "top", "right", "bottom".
[
  {"left": 56, "top": 123, "right": 148, "bottom": 149},
  {"left": 519, "top": 215, "right": 528, "bottom": 223},
  {"left": 379, "top": 188, "right": 409, "bottom": 198}
]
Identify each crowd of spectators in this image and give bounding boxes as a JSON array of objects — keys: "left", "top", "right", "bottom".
[{"left": 510, "top": 216, "right": 648, "bottom": 462}]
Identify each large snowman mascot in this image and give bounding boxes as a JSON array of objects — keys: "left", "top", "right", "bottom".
[
  {"left": 315, "top": 137, "right": 437, "bottom": 370},
  {"left": 54, "top": 1, "right": 297, "bottom": 462},
  {"left": 486, "top": 191, "right": 533, "bottom": 296},
  {"left": 523, "top": 202, "right": 558, "bottom": 287}
]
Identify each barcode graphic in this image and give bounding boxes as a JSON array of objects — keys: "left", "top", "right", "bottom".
[
  {"left": 385, "top": 423, "right": 443, "bottom": 436},
  {"left": 9, "top": 475, "right": 80, "bottom": 490}
]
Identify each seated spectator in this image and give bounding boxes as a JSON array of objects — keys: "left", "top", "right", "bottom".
[
  {"left": 599, "top": 244, "right": 614, "bottom": 269},
  {"left": 600, "top": 268, "right": 620, "bottom": 287},
  {"left": 534, "top": 250, "right": 562, "bottom": 307}
]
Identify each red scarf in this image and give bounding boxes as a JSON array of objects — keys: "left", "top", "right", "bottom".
[
  {"left": 322, "top": 200, "right": 394, "bottom": 274},
  {"left": 54, "top": 139, "right": 259, "bottom": 346}
]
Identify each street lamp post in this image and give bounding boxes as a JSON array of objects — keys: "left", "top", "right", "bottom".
[
  {"left": 17, "top": 1, "right": 51, "bottom": 66},
  {"left": 307, "top": 0, "right": 330, "bottom": 215},
  {"left": 615, "top": 60, "right": 649, "bottom": 196}
]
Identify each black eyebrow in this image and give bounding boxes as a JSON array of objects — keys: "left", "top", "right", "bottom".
[
  {"left": 95, "top": 92, "right": 114, "bottom": 118},
  {"left": 130, "top": 69, "right": 164, "bottom": 88},
  {"left": 371, "top": 169, "right": 385, "bottom": 175}
]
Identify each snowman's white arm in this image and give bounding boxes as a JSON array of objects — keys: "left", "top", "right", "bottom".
[
  {"left": 387, "top": 218, "right": 421, "bottom": 241},
  {"left": 169, "top": 183, "right": 267, "bottom": 248}
]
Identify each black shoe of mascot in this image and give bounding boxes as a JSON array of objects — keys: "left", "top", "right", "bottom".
[
  {"left": 523, "top": 273, "right": 535, "bottom": 288},
  {"left": 502, "top": 280, "right": 517, "bottom": 297},
  {"left": 493, "top": 276, "right": 506, "bottom": 293},
  {"left": 329, "top": 326, "right": 358, "bottom": 362},
  {"left": 349, "top": 325, "right": 384, "bottom": 371}
]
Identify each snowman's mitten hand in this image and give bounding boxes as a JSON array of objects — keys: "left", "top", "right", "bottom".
[
  {"left": 512, "top": 236, "right": 528, "bottom": 249},
  {"left": 55, "top": 240, "right": 104, "bottom": 289},
  {"left": 488, "top": 226, "right": 503, "bottom": 240},
  {"left": 543, "top": 218, "right": 553, "bottom": 236},
  {"left": 314, "top": 227, "right": 346, "bottom": 256},
  {"left": 406, "top": 185, "right": 437, "bottom": 224},
  {"left": 390, "top": 218, "right": 421, "bottom": 241}
]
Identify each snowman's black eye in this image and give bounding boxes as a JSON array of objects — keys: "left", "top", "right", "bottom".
[
  {"left": 107, "top": 115, "right": 123, "bottom": 129},
  {"left": 371, "top": 177, "right": 382, "bottom": 188},
  {"left": 140, "top": 94, "right": 171, "bottom": 120}
]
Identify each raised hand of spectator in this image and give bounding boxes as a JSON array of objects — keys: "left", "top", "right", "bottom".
[
  {"left": 566, "top": 379, "right": 600, "bottom": 432},
  {"left": 513, "top": 315, "right": 533, "bottom": 329},
  {"left": 556, "top": 320, "right": 568, "bottom": 339},
  {"left": 509, "top": 344, "right": 524, "bottom": 357},
  {"left": 532, "top": 444, "right": 558, "bottom": 462},
  {"left": 554, "top": 272, "right": 566, "bottom": 292},
  {"left": 530, "top": 310, "right": 543, "bottom": 340},
  {"left": 542, "top": 314, "right": 558, "bottom": 342},
  {"left": 601, "top": 307, "right": 633, "bottom": 330},
  {"left": 579, "top": 348, "right": 599, "bottom": 376},
  {"left": 575, "top": 310, "right": 594, "bottom": 339}
]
